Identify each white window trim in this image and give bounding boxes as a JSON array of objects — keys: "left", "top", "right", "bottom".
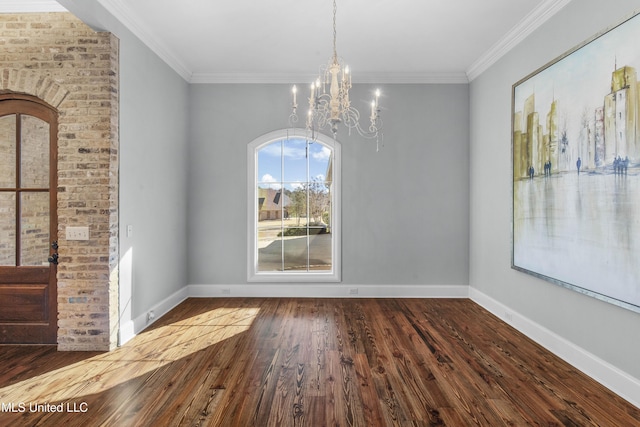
[{"left": 247, "top": 128, "right": 341, "bottom": 282}]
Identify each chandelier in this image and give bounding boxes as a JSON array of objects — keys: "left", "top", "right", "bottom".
[{"left": 289, "top": 0, "right": 383, "bottom": 146}]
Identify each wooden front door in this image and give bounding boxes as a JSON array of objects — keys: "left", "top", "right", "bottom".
[{"left": 0, "top": 96, "right": 58, "bottom": 344}]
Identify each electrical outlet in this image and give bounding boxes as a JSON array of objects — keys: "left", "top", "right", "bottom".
[
  {"left": 66, "top": 226, "right": 89, "bottom": 240},
  {"left": 221, "top": 288, "right": 231, "bottom": 295},
  {"left": 147, "top": 310, "right": 155, "bottom": 322},
  {"left": 349, "top": 288, "right": 359, "bottom": 295}
]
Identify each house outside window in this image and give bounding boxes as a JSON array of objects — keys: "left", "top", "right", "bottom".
[{"left": 247, "top": 129, "right": 341, "bottom": 282}]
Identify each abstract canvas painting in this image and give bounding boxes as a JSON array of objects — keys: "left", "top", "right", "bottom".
[{"left": 512, "top": 12, "right": 640, "bottom": 313}]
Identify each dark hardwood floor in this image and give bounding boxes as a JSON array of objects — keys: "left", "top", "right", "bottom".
[{"left": 0, "top": 298, "right": 638, "bottom": 426}]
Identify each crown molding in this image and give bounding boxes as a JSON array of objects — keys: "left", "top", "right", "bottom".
[
  {"left": 189, "top": 71, "right": 469, "bottom": 85},
  {"left": 466, "top": 0, "right": 572, "bottom": 81},
  {"left": 97, "top": 0, "right": 192, "bottom": 81},
  {"left": 190, "top": 73, "right": 317, "bottom": 85},
  {"left": 348, "top": 72, "right": 469, "bottom": 85},
  {"left": 0, "top": 0, "right": 67, "bottom": 12}
]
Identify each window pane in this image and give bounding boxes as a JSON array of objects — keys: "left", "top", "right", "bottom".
[
  {"left": 283, "top": 230, "right": 308, "bottom": 271},
  {"left": 308, "top": 142, "right": 332, "bottom": 182},
  {"left": 258, "top": 239, "right": 283, "bottom": 272},
  {"left": 20, "top": 115, "right": 49, "bottom": 188},
  {"left": 324, "top": 183, "right": 333, "bottom": 229},
  {"left": 309, "top": 234, "right": 331, "bottom": 271},
  {"left": 283, "top": 138, "right": 307, "bottom": 184},
  {"left": 0, "top": 192, "right": 16, "bottom": 266},
  {"left": 285, "top": 183, "right": 306, "bottom": 223},
  {"left": 257, "top": 140, "right": 282, "bottom": 184},
  {"left": 0, "top": 115, "right": 16, "bottom": 188},
  {"left": 257, "top": 184, "right": 283, "bottom": 272},
  {"left": 308, "top": 180, "right": 330, "bottom": 225},
  {"left": 20, "top": 192, "right": 49, "bottom": 266}
]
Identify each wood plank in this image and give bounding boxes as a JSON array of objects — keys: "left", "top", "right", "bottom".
[{"left": 0, "top": 298, "right": 638, "bottom": 426}]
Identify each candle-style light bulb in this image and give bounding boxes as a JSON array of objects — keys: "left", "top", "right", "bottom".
[{"left": 292, "top": 85, "right": 297, "bottom": 106}]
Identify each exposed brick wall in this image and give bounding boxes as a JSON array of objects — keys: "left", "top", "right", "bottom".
[{"left": 0, "top": 12, "right": 119, "bottom": 351}]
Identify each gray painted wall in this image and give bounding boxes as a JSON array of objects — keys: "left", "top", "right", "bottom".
[
  {"left": 188, "top": 84, "right": 469, "bottom": 286},
  {"left": 469, "top": 0, "right": 640, "bottom": 380},
  {"left": 118, "top": 33, "right": 190, "bottom": 318}
]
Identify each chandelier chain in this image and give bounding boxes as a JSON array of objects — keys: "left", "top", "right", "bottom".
[{"left": 332, "top": 0, "right": 337, "bottom": 59}]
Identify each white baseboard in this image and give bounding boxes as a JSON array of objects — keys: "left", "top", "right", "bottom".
[
  {"left": 118, "top": 319, "right": 135, "bottom": 346},
  {"left": 119, "top": 284, "right": 467, "bottom": 344},
  {"left": 187, "top": 283, "right": 469, "bottom": 298},
  {"left": 469, "top": 287, "right": 640, "bottom": 409},
  {"left": 118, "top": 286, "right": 189, "bottom": 346}
]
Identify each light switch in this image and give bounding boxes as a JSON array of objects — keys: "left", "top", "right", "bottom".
[
  {"left": 126, "top": 225, "right": 133, "bottom": 237},
  {"left": 66, "top": 226, "right": 89, "bottom": 240}
]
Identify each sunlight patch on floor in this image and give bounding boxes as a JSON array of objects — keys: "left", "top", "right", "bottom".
[{"left": 0, "top": 306, "right": 260, "bottom": 404}]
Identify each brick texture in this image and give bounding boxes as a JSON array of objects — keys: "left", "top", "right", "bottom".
[{"left": 0, "top": 12, "right": 119, "bottom": 351}]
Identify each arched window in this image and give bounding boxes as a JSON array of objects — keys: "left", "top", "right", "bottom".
[{"left": 248, "top": 129, "right": 341, "bottom": 282}]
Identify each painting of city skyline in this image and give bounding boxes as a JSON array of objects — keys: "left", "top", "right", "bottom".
[{"left": 512, "top": 11, "right": 640, "bottom": 313}]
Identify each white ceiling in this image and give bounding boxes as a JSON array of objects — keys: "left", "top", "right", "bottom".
[{"left": 1, "top": 0, "right": 572, "bottom": 83}]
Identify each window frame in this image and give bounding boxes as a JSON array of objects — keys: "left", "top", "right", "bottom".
[{"left": 247, "top": 128, "right": 341, "bottom": 282}]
